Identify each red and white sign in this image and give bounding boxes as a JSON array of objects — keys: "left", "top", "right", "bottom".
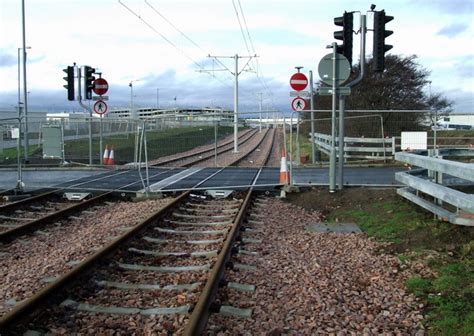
[
  {"left": 289, "top": 72, "right": 308, "bottom": 91},
  {"left": 94, "top": 100, "right": 108, "bottom": 115},
  {"left": 291, "top": 96, "right": 307, "bottom": 111},
  {"left": 93, "top": 78, "right": 109, "bottom": 95}
]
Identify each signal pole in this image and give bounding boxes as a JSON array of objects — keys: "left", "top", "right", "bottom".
[
  {"left": 76, "top": 66, "right": 93, "bottom": 165},
  {"left": 199, "top": 54, "right": 257, "bottom": 153}
]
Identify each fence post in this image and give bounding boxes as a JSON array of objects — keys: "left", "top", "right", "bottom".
[
  {"left": 134, "top": 121, "right": 140, "bottom": 169},
  {"left": 214, "top": 120, "right": 218, "bottom": 167},
  {"left": 16, "top": 117, "right": 23, "bottom": 192},
  {"left": 61, "top": 118, "right": 65, "bottom": 165}
]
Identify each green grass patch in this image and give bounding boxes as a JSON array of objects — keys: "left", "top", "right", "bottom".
[
  {"left": 328, "top": 199, "right": 427, "bottom": 244},
  {"left": 406, "top": 277, "right": 431, "bottom": 297},
  {"left": 404, "top": 259, "right": 474, "bottom": 335},
  {"left": 64, "top": 126, "right": 232, "bottom": 162},
  {"left": 2, "top": 126, "right": 235, "bottom": 164}
]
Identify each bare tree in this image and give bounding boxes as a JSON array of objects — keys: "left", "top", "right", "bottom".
[{"left": 306, "top": 54, "right": 453, "bottom": 136}]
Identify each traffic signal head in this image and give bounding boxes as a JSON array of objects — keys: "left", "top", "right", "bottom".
[
  {"left": 334, "top": 12, "right": 354, "bottom": 66},
  {"left": 62, "top": 66, "right": 75, "bottom": 101},
  {"left": 373, "top": 10, "right": 394, "bottom": 72},
  {"left": 84, "top": 66, "right": 96, "bottom": 100}
]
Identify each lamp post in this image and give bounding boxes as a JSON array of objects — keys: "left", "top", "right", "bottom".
[{"left": 129, "top": 79, "right": 140, "bottom": 119}]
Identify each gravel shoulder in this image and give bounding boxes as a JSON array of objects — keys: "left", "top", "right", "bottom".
[{"left": 207, "top": 195, "right": 425, "bottom": 334}]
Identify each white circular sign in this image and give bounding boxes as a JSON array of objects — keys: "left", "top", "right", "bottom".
[
  {"left": 291, "top": 97, "right": 307, "bottom": 111},
  {"left": 94, "top": 100, "right": 108, "bottom": 115},
  {"left": 318, "top": 53, "right": 351, "bottom": 86}
]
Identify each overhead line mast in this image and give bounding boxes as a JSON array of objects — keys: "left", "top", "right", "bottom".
[{"left": 199, "top": 54, "right": 258, "bottom": 153}]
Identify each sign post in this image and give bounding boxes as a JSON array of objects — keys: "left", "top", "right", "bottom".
[
  {"left": 317, "top": 48, "right": 351, "bottom": 192},
  {"left": 94, "top": 99, "right": 108, "bottom": 165}
]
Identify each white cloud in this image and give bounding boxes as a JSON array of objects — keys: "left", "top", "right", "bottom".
[{"left": 0, "top": 0, "right": 473, "bottom": 113}]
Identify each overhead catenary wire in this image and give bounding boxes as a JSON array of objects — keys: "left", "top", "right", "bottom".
[
  {"left": 118, "top": 0, "right": 273, "bottom": 107},
  {"left": 231, "top": 0, "right": 253, "bottom": 61},
  {"left": 237, "top": 0, "right": 257, "bottom": 70},
  {"left": 144, "top": 0, "right": 207, "bottom": 54},
  {"left": 118, "top": 0, "right": 202, "bottom": 70},
  {"left": 118, "top": 0, "right": 235, "bottom": 92},
  {"left": 232, "top": 0, "right": 277, "bottom": 110}
]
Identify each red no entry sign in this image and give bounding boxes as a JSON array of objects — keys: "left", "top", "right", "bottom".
[
  {"left": 289, "top": 72, "right": 308, "bottom": 91},
  {"left": 93, "top": 78, "right": 109, "bottom": 95}
]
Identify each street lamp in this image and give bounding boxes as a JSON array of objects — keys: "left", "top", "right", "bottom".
[{"left": 129, "top": 79, "right": 140, "bottom": 119}]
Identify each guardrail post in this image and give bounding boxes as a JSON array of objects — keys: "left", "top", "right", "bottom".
[{"left": 435, "top": 155, "right": 443, "bottom": 207}]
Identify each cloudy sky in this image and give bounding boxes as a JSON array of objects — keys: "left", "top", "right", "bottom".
[{"left": 0, "top": 0, "right": 473, "bottom": 114}]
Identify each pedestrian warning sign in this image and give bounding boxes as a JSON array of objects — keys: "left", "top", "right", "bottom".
[
  {"left": 291, "top": 96, "right": 307, "bottom": 111},
  {"left": 94, "top": 100, "right": 108, "bottom": 115}
]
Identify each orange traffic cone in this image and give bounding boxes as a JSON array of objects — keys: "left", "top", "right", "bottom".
[
  {"left": 103, "top": 145, "right": 110, "bottom": 165},
  {"left": 107, "top": 146, "right": 115, "bottom": 165},
  {"left": 279, "top": 149, "right": 290, "bottom": 185}
]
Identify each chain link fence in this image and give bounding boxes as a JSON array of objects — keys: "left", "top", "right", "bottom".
[
  {"left": 1, "top": 115, "right": 235, "bottom": 166},
  {"left": 292, "top": 110, "right": 474, "bottom": 165}
]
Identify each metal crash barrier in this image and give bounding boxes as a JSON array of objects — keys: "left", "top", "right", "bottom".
[{"left": 395, "top": 152, "right": 474, "bottom": 226}]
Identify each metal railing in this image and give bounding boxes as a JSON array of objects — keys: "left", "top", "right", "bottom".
[
  {"left": 395, "top": 152, "right": 474, "bottom": 226},
  {"left": 311, "top": 132, "right": 394, "bottom": 162}
]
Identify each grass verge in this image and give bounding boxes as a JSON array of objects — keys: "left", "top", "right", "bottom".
[{"left": 328, "top": 195, "right": 473, "bottom": 335}]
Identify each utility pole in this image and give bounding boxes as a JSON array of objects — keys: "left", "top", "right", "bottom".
[{"left": 198, "top": 54, "right": 257, "bottom": 153}]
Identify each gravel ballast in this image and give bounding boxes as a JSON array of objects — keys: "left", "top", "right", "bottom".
[
  {"left": 206, "top": 196, "right": 425, "bottom": 335},
  {"left": 0, "top": 198, "right": 171, "bottom": 317}
]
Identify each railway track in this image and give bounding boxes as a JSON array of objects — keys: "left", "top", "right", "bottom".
[
  {"left": 151, "top": 129, "right": 256, "bottom": 167},
  {"left": 0, "top": 190, "right": 115, "bottom": 243},
  {"left": 0, "top": 128, "right": 278, "bottom": 334},
  {"left": 0, "top": 189, "right": 258, "bottom": 334},
  {"left": 187, "top": 128, "right": 276, "bottom": 169},
  {"left": 234, "top": 128, "right": 276, "bottom": 167}
]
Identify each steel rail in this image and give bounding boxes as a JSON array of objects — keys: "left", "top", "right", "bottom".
[
  {"left": 183, "top": 132, "right": 273, "bottom": 334},
  {"left": 0, "top": 192, "right": 114, "bottom": 243},
  {"left": 0, "top": 189, "right": 58, "bottom": 212},
  {"left": 264, "top": 128, "right": 277, "bottom": 166},
  {"left": 231, "top": 128, "right": 272, "bottom": 167},
  {"left": 153, "top": 129, "right": 255, "bottom": 166},
  {"left": 180, "top": 129, "right": 259, "bottom": 167},
  {"left": 183, "top": 188, "right": 253, "bottom": 335},
  {"left": 0, "top": 191, "right": 190, "bottom": 331}
]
